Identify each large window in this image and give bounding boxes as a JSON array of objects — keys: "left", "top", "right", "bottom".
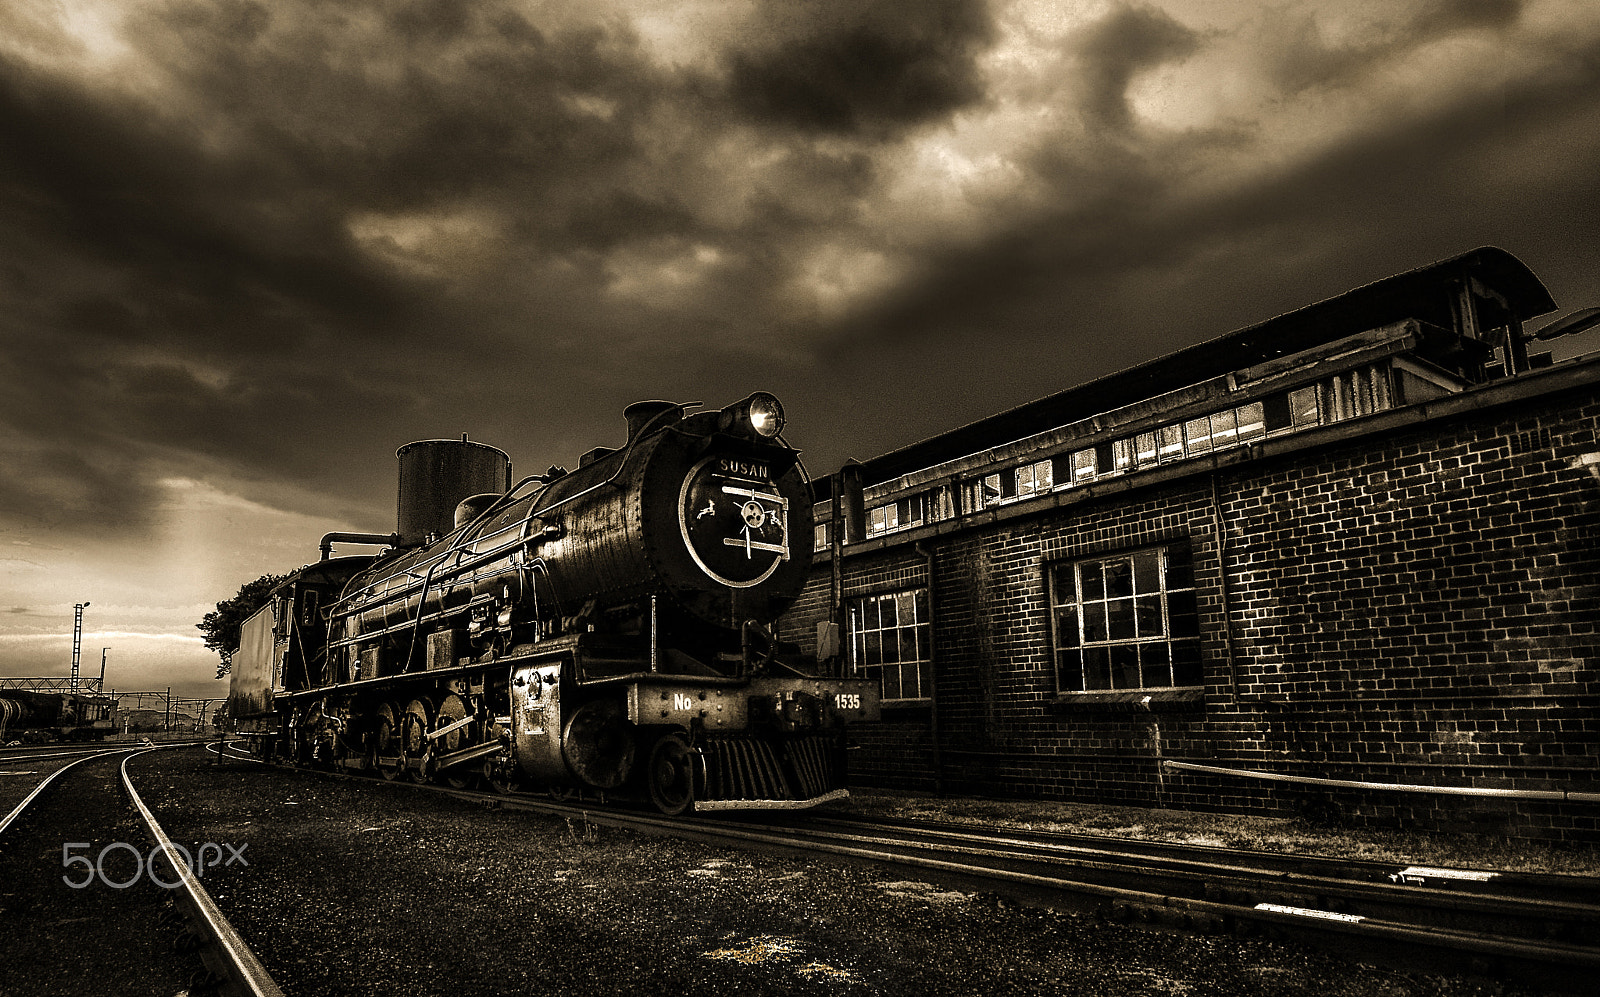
[
  {"left": 849, "top": 589, "right": 932, "bottom": 702},
  {"left": 1049, "top": 545, "right": 1200, "bottom": 693}
]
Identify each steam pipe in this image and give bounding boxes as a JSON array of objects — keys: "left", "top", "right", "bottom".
[
  {"left": 1163, "top": 759, "right": 1600, "bottom": 803},
  {"left": 319, "top": 532, "right": 401, "bottom": 560},
  {"left": 915, "top": 541, "right": 945, "bottom": 797}
]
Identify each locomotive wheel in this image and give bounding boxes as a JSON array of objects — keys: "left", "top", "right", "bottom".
[
  {"left": 646, "top": 733, "right": 694, "bottom": 816},
  {"left": 401, "top": 698, "right": 433, "bottom": 784},
  {"left": 437, "top": 694, "right": 470, "bottom": 789},
  {"left": 372, "top": 703, "right": 402, "bottom": 781},
  {"left": 482, "top": 758, "right": 515, "bottom": 795},
  {"left": 562, "top": 700, "right": 635, "bottom": 790}
]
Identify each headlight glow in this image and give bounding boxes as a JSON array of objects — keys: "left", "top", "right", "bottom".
[{"left": 747, "top": 393, "right": 785, "bottom": 438}]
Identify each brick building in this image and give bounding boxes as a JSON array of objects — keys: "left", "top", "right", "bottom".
[{"left": 782, "top": 247, "right": 1600, "bottom": 844}]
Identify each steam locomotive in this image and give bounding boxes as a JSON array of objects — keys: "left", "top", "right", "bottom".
[{"left": 228, "top": 393, "right": 878, "bottom": 813}]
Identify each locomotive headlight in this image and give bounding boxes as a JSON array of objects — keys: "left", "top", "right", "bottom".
[
  {"left": 717, "top": 392, "right": 787, "bottom": 439},
  {"left": 745, "top": 392, "right": 785, "bottom": 438}
]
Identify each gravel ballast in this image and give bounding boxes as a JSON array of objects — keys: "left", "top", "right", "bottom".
[
  {"left": 845, "top": 791, "right": 1600, "bottom": 876},
  {"left": 127, "top": 748, "right": 1559, "bottom": 996}
]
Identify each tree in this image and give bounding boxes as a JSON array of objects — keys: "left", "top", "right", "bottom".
[{"left": 199, "top": 573, "right": 288, "bottom": 679}]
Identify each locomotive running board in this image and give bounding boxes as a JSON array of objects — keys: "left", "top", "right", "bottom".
[{"left": 695, "top": 788, "right": 850, "bottom": 811}]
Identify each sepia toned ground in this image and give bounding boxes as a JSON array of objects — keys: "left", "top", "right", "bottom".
[
  {"left": 845, "top": 790, "right": 1600, "bottom": 877},
  {"left": 109, "top": 748, "right": 1582, "bottom": 996}
]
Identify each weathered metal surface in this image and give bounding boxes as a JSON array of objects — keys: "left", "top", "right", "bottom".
[
  {"left": 511, "top": 659, "right": 567, "bottom": 784},
  {"left": 228, "top": 603, "right": 278, "bottom": 718},
  {"left": 331, "top": 410, "right": 814, "bottom": 673},
  {"left": 396, "top": 438, "right": 511, "bottom": 547},
  {"left": 628, "top": 682, "right": 746, "bottom": 729}
]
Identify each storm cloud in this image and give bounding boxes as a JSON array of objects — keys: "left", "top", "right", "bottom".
[{"left": 2, "top": 0, "right": 1600, "bottom": 695}]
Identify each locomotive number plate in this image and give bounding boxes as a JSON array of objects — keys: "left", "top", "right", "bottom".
[{"left": 678, "top": 455, "right": 790, "bottom": 588}]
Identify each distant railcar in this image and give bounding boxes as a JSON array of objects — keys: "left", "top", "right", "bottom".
[
  {"left": 0, "top": 690, "right": 117, "bottom": 742},
  {"left": 229, "top": 393, "right": 878, "bottom": 813}
]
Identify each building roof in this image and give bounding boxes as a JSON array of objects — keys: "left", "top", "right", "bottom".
[{"left": 839, "top": 247, "right": 1556, "bottom": 490}]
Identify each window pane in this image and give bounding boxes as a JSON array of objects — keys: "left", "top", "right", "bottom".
[
  {"left": 1290, "top": 386, "right": 1319, "bottom": 427},
  {"left": 1354, "top": 369, "right": 1375, "bottom": 416},
  {"left": 1103, "top": 558, "right": 1133, "bottom": 598},
  {"left": 1135, "top": 432, "right": 1158, "bottom": 466},
  {"left": 1132, "top": 549, "right": 1160, "bottom": 593},
  {"left": 1235, "top": 401, "right": 1265, "bottom": 441},
  {"left": 1015, "top": 466, "right": 1036, "bottom": 497},
  {"left": 1262, "top": 393, "right": 1291, "bottom": 432},
  {"left": 1081, "top": 563, "right": 1105, "bottom": 601},
  {"left": 1113, "top": 438, "right": 1135, "bottom": 473},
  {"left": 1336, "top": 373, "right": 1354, "bottom": 420},
  {"left": 1110, "top": 646, "right": 1140, "bottom": 689},
  {"left": 1051, "top": 564, "right": 1078, "bottom": 604},
  {"left": 900, "top": 662, "right": 919, "bottom": 700},
  {"left": 885, "top": 627, "right": 905, "bottom": 664},
  {"left": 897, "top": 591, "right": 918, "bottom": 625},
  {"left": 1373, "top": 366, "right": 1393, "bottom": 411},
  {"left": 1141, "top": 643, "right": 1172, "bottom": 687},
  {"left": 1158, "top": 424, "right": 1184, "bottom": 460},
  {"left": 915, "top": 661, "right": 933, "bottom": 700},
  {"left": 1184, "top": 416, "right": 1213, "bottom": 455},
  {"left": 1082, "top": 602, "right": 1108, "bottom": 643},
  {"left": 1055, "top": 606, "right": 1079, "bottom": 647},
  {"left": 1073, "top": 449, "right": 1096, "bottom": 482},
  {"left": 1209, "top": 408, "right": 1237, "bottom": 447},
  {"left": 1057, "top": 649, "right": 1084, "bottom": 691},
  {"left": 879, "top": 596, "right": 898, "bottom": 629},
  {"left": 1082, "top": 648, "right": 1111, "bottom": 690},
  {"left": 880, "top": 664, "right": 901, "bottom": 700},
  {"left": 865, "top": 630, "right": 882, "bottom": 666},
  {"left": 1106, "top": 598, "right": 1136, "bottom": 641},
  {"left": 1134, "top": 595, "right": 1163, "bottom": 637}
]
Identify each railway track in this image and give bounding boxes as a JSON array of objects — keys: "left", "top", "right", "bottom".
[
  {"left": 0, "top": 745, "right": 282, "bottom": 997},
  {"left": 222, "top": 742, "right": 1598, "bottom": 994}
]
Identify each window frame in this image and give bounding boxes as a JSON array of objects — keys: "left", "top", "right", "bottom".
[
  {"left": 1048, "top": 544, "right": 1202, "bottom": 695},
  {"left": 848, "top": 588, "right": 934, "bottom": 704}
]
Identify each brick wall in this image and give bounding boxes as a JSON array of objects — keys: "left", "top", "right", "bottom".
[{"left": 784, "top": 376, "right": 1600, "bottom": 843}]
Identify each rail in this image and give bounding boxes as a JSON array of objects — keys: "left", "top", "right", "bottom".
[
  {"left": 0, "top": 747, "right": 124, "bottom": 836},
  {"left": 222, "top": 741, "right": 1600, "bottom": 991},
  {"left": 122, "top": 748, "right": 286, "bottom": 997}
]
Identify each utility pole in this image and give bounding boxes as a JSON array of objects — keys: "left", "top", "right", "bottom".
[
  {"left": 71, "top": 602, "right": 90, "bottom": 694},
  {"left": 99, "top": 648, "right": 108, "bottom": 694}
]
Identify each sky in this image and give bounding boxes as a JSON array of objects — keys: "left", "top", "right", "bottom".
[{"left": 3, "top": 0, "right": 1600, "bottom": 703}]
